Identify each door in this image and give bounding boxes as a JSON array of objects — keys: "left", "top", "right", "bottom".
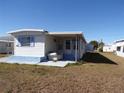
[
  {"left": 64, "top": 40, "right": 71, "bottom": 54},
  {"left": 64, "top": 40, "right": 75, "bottom": 60}
]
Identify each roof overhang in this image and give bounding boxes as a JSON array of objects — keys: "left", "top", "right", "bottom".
[
  {"left": 7, "top": 29, "right": 47, "bottom": 34},
  {"left": 114, "top": 39, "right": 124, "bottom": 43},
  {"left": 49, "top": 31, "right": 82, "bottom": 37},
  {"left": 48, "top": 31, "right": 87, "bottom": 43}
]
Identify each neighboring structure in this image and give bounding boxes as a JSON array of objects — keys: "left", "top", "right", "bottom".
[
  {"left": 8, "top": 29, "right": 87, "bottom": 62},
  {"left": 113, "top": 40, "right": 124, "bottom": 57},
  {"left": 103, "top": 45, "right": 113, "bottom": 52},
  {"left": 0, "top": 36, "right": 14, "bottom": 54}
]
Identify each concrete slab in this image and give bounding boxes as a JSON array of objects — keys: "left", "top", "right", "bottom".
[
  {"left": 37, "top": 61, "right": 76, "bottom": 67},
  {"left": 0, "top": 56, "right": 76, "bottom": 67}
]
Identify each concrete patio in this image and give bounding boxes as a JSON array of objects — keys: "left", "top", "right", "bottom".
[{"left": 0, "top": 56, "right": 76, "bottom": 67}]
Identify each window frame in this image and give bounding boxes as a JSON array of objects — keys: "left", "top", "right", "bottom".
[{"left": 18, "top": 35, "right": 35, "bottom": 47}]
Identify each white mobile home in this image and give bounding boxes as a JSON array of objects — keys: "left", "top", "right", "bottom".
[
  {"left": 8, "top": 29, "right": 86, "bottom": 62},
  {"left": 103, "top": 45, "right": 113, "bottom": 52},
  {"left": 0, "top": 36, "right": 14, "bottom": 54},
  {"left": 113, "top": 40, "right": 124, "bottom": 57}
]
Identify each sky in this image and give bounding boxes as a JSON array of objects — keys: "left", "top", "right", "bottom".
[{"left": 0, "top": 0, "right": 124, "bottom": 44}]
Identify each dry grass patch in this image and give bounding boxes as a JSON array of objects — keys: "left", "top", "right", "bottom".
[{"left": 0, "top": 53, "right": 124, "bottom": 93}]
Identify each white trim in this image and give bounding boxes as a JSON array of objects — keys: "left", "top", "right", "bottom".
[
  {"left": 7, "top": 29, "right": 47, "bottom": 34},
  {"left": 0, "top": 40, "right": 14, "bottom": 43},
  {"left": 49, "top": 31, "right": 82, "bottom": 35}
]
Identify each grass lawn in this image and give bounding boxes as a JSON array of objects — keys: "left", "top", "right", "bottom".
[{"left": 1, "top": 53, "right": 124, "bottom": 93}]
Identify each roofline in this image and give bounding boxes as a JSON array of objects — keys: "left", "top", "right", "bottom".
[
  {"left": 7, "top": 29, "right": 47, "bottom": 34},
  {"left": 114, "top": 39, "right": 124, "bottom": 43},
  {"left": 7, "top": 29, "right": 87, "bottom": 43},
  {"left": 49, "top": 31, "right": 83, "bottom": 35},
  {"left": 105, "top": 44, "right": 112, "bottom": 46}
]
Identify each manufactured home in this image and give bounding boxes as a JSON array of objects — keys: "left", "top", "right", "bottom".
[
  {"left": 103, "top": 45, "right": 113, "bottom": 52},
  {"left": 0, "top": 36, "right": 14, "bottom": 54},
  {"left": 113, "top": 40, "right": 124, "bottom": 57},
  {"left": 7, "top": 29, "right": 86, "bottom": 63}
]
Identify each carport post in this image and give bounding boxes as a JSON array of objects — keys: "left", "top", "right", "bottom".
[{"left": 75, "top": 35, "right": 78, "bottom": 62}]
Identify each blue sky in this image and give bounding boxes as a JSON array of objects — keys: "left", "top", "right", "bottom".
[{"left": 0, "top": 0, "right": 124, "bottom": 44}]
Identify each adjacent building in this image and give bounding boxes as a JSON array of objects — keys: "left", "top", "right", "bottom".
[
  {"left": 0, "top": 36, "right": 14, "bottom": 54},
  {"left": 113, "top": 40, "right": 124, "bottom": 57},
  {"left": 103, "top": 45, "right": 114, "bottom": 52}
]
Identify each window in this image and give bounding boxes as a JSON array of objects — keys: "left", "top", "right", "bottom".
[
  {"left": 66, "top": 40, "right": 71, "bottom": 49},
  {"left": 18, "top": 36, "right": 35, "bottom": 47},
  {"left": 117, "top": 46, "right": 121, "bottom": 51}
]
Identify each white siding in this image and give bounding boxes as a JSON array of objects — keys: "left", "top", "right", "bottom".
[
  {"left": 103, "top": 45, "right": 113, "bottom": 52},
  {"left": 115, "top": 42, "right": 124, "bottom": 57},
  {"left": 13, "top": 32, "right": 45, "bottom": 57}
]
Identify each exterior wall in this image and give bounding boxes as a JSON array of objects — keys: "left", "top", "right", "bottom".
[
  {"left": 12, "top": 32, "right": 45, "bottom": 57},
  {"left": 45, "top": 35, "right": 57, "bottom": 55},
  {"left": 114, "top": 42, "right": 124, "bottom": 57},
  {"left": 0, "top": 42, "right": 14, "bottom": 54}
]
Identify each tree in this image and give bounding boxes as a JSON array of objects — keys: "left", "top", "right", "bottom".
[
  {"left": 89, "top": 40, "right": 99, "bottom": 50},
  {"left": 98, "top": 41, "right": 105, "bottom": 52}
]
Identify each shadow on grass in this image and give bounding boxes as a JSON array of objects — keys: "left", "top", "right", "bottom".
[{"left": 82, "top": 52, "right": 118, "bottom": 65}]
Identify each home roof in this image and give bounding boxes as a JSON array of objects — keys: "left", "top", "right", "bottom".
[
  {"left": 7, "top": 29, "right": 87, "bottom": 43},
  {"left": 49, "top": 31, "right": 87, "bottom": 43},
  {"left": 7, "top": 29, "right": 47, "bottom": 34},
  {"left": 114, "top": 39, "right": 124, "bottom": 43}
]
